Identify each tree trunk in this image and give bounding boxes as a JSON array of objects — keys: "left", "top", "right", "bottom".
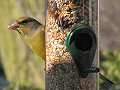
[{"left": 45, "top": 0, "right": 98, "bottom": 90}]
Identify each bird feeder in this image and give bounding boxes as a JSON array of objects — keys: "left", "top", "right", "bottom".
[
  {"left": 46, "top": 0, "right": 98, "bottom": 89},
  {"left": 66, "top": 25, "right": 98, "bottom": 77}
]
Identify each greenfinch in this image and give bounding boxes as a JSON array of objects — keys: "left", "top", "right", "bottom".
[{"left": 8, "top": 17, "right": 45, "bottom": 60}]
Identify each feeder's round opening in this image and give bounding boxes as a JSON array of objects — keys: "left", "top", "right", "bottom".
[{"left": 75, "top": 32, "right": 93, "bottom": 51}]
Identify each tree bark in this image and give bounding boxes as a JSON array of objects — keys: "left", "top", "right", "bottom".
[{"left": 45, "top": 0, "right": 98, "bottom": 90}]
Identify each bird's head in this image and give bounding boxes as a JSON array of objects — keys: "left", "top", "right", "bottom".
[
  {"left": 8, "top": 17, "right": 42, "bottom": 37},
  {"left": 8, "top": 17, "right": 46, "bottom": 60}
]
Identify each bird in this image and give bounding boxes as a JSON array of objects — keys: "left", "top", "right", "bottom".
[{"left": 8, "top": 17, "right": 45, "bottom": 60}]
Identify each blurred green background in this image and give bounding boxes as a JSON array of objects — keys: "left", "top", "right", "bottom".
[
  {"left": 0, "top": 0, "right": 120, "bottom": 90},
  {"left": 100, "top": 0, "right": 120, "bottom": 90},
  {"left": 0, "top": 0, "right": 45, "bottom": 90}
]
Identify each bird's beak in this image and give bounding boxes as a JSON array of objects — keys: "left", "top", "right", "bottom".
[{"left": 8, "top": 21, "right": 20, "bottom": 31}]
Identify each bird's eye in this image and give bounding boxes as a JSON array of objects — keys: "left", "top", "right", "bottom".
[
  {"left": 22, "top": 23, "right": 27, "bottom": 26},
  {"left": 19, "top": 19, "right": 30, "bottom": 25}
]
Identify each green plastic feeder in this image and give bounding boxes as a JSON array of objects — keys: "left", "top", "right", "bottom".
[{"left": 66, "top": 25, "right": 97, "bottom": 77}]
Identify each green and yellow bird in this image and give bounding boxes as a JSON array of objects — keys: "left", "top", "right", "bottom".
[{"left": 8, "top": 17, "right": 45, "bottom": 60}]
